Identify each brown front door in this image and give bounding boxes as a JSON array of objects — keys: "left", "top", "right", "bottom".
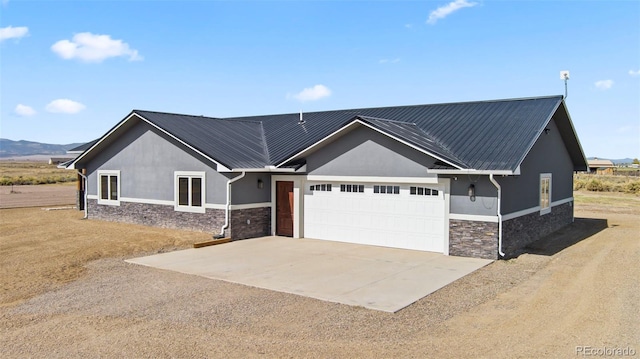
[{"left": 276, "top": 181, "right": 294, "bottom": 236}]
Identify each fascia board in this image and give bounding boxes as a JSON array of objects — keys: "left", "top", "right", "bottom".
[
  {"left": 67, "top": 112, "right": 231, "bottom": 172},
  {"left": 135, "top": 113, "right": 231, "bottom": 171},
  {"left": 511, "top": 98, "right": 562, "bottom": 172},
  {"left": 429, "top": 169, "right": 515, "bottom": 175},
  {"left": 558, "top": 101, "right": 589, "bottom": 171},
  {"left": 228, "top": 167, "right": 296, "bottom": 173},
  {"left": 276, "top": 119, "right": 464, "bottom": 170},
  {"left": 65, "top": 112, "right": 139, "bottom": 170}
]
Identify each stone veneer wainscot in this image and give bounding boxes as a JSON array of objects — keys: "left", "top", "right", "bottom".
[
  {"left": 502, "top": 201, "right": 574, "bottom": 258},
  {"left": 449, "top": 219, "right": 499, "bottom": 260},
  {"left": 88, "top": 200, "right": 226, "bottom": 234}
]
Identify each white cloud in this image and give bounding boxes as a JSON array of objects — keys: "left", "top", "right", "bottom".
[
  {"left": 427, "top": 0, "right": 478, "bottom": 25},
  {"left": 629, "top": 69, "right": 640, "bottom": 77},
  {"left": 0, "top": 26, "right": 29, "bottom": 42},
  {"left": 289, "top": 84, "right": 332, "bottom": 102},
  {"left": 594, "top": 79, "right": 614, "bottom": 90},
  {"left": 45, "top": 99, "right": 86, "bottom": 114},
  {"left": 14, "top": 104, "right": 36, "bottom": 117},
  {"left": 51, "top": 32, "right": 142, "bottom": 63},
  {"left": 379, "top": 58, "right": 400, "bottom": 64}
]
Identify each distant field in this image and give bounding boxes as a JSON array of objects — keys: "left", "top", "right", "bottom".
[
  {"left": 574, "top": 173, "right": 640, "bottom": 195},
  {"left": 0, "top": 161, "right": 77, "bottom": 185}
]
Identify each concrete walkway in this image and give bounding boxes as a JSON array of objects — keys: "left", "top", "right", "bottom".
[{"left": 126, "top": 236, "right": 492, "bottom": 312}]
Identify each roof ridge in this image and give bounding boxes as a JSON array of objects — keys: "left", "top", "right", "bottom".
[
  {"left": 134, "top": 109, "right": 264, "bottom": 125},
  {"left": 356, "top": 115, "right": 417, "bottom": 126},
  {"left": 219, "top": 95, "right": 564, "bottom": 120}
]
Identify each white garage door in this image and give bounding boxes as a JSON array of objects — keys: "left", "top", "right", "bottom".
[{"left": 304, "top": 182, "right": 445, "bottom": 252}]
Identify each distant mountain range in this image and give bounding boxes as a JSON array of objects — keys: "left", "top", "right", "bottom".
[{"left": 0, "top": 138, "right": 85, "bottom": 158}]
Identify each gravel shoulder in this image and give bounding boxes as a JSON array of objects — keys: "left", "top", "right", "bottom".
[{"left": 1, "top": 190, "right": 638, "bottom": 357}]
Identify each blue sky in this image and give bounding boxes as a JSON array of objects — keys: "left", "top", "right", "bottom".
[{"left": 1, "top": 0, "right": 638, "bottom": 159}]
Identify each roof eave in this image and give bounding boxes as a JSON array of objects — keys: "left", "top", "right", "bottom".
[
  {"left": 65, "top": 111, "right": 232, "bottom": 172},
  {"left": 429, "top": 168, "right": 519, "bottom": 176}
]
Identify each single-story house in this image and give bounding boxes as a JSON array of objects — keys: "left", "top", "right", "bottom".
[{"left": 65, "top": 95, "right": 587, "bottom": 259}]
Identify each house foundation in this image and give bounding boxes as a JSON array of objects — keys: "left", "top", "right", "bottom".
[{"left": 502, "top": 201, "right": 574, "bottom": 257}]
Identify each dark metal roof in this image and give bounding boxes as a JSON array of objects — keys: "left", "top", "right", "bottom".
[
  {"left": 134, "top": 110, "right": 268, "bottom": 169},
  {"left": 223, "top": 95, "right": 569, "bottom": 171},
  {"left": 68, "top": 139, "right": 98, "bottom": 153},
  {"left": 73, "top": 95, "right": 586, "bottom": 173}
]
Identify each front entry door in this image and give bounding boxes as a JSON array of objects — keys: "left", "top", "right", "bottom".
[{"left": 276, "top": 181, "right": 294, "bottom": 236}]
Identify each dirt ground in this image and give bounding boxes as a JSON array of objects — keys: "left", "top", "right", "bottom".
[
  {"left": 0, "top": 183, "right": 76, "bottom": 209},
  {"left": 0, "top": 187, "right": 638, "bottom": 358}
]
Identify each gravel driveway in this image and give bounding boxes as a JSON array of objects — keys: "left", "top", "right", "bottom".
[{"left": 1, "top": 192, "right": 638, "bottom": 357}]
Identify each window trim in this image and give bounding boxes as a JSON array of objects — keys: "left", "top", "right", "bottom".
[
  {"left": 174, "top": 171, "right": 206, "bottom": 213},
  {"left": 97, "top": 170, "right": 120, "bottom": 205},
  {"left": 540, "top": 173, "right": 552, "bottom": 215}
]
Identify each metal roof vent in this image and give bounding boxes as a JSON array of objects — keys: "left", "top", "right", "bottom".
[
  {"left": 560, "top": 70, "right": 570, "bottom": 99},
  {"left": 298, "top": 110, "right": 305, "bottom": 125}
]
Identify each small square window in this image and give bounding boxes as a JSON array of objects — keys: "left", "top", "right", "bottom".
[
  {"left": 393, "top": 186, "right": 400, "bottom": 194},
  {"left": 410, "top": 186, "right": 417, "bottom": 195},
  {"left": 432, "top": 189, "right": 438, "bottom": 196},
  {"left": 358, "top": 185, "right": 364, "bottom": 193},
  {"left": 321, "top": 184, "right": 326, "bottom": 191},
  {"left": 175, "top": 171, "right": 205, "bottom": 213},
  {"left": 417, "top": 187, "right": 424, "bottom": 195},
  {"left": 340, "top": 184, "right": 346, "bottom": 192},
  {"left": 374, "top": 185, "right": 380, "bottom": 193}
]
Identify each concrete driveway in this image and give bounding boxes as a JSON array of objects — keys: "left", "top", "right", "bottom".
[{"left": 126, "top": 236, "right": 492, "bottom": 312}]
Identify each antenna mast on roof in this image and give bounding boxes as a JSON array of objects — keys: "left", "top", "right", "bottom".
[
  {"left": 298, "top": 110, "right": 305, "bottom": 125},
  {"left": 560, "top": 70, "right": 570, "bottom": 99}
]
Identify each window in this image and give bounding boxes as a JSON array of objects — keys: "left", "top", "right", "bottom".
[
  {"left": 540, "top": 173, "right": 551, "bottom": 215},
  {"left": 374, "top": 185, "right": 400, "bottom": 194},
  {"left": 340, "top": 184, "right": 364, "bottom": 193},
  {"left": 97, "top": 170, "right": 120, "bottom": 205},
  {"left": 175, "top": 171, "right": 205, "bottom": 213},
  {"left": 410, "top": 186, "right": 439, "bottom": 196},
  {"left": 310, "top": 183, "right": 332, "bottom": 192}
]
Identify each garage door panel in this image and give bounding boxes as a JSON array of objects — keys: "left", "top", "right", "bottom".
[{"left": 304, "top": 182, "right": 445, "bottom": 253}]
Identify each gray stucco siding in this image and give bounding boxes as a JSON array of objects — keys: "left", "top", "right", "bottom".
[
  {"left": 306, "top": 125, "right": 437, "bottom": 178},
  {"left": 446, "top": 175, "right": 498, "bottom": 216},
  {"left": 83, "top": 120, "right": 229, "bottom": 205},
  {"left": 498, "top": 117, "right": 575, "bottom": 214},
  {"left": 230, "top": 172, "right": 272, "bottom": 205}
]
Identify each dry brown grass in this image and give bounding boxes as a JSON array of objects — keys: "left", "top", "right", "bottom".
[
  {"left": 574, "top": 173, "right": 640, "bottom": 194},
  {"left": 0, "top": 207, "right": 211, "bottom": 307},
  {"left": 0, "top": 161, "right": 77, "bottom": 185}
]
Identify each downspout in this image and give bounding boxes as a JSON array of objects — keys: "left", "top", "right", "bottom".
[
  {"left": 489, "top": 174, "right": 505, "bottom": 257},
  {"left": 76, "top": 170, "right": 88, "bottom": 219},
  {"left": 215, "top": 171, "right": 246, "bottom": 239}
]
